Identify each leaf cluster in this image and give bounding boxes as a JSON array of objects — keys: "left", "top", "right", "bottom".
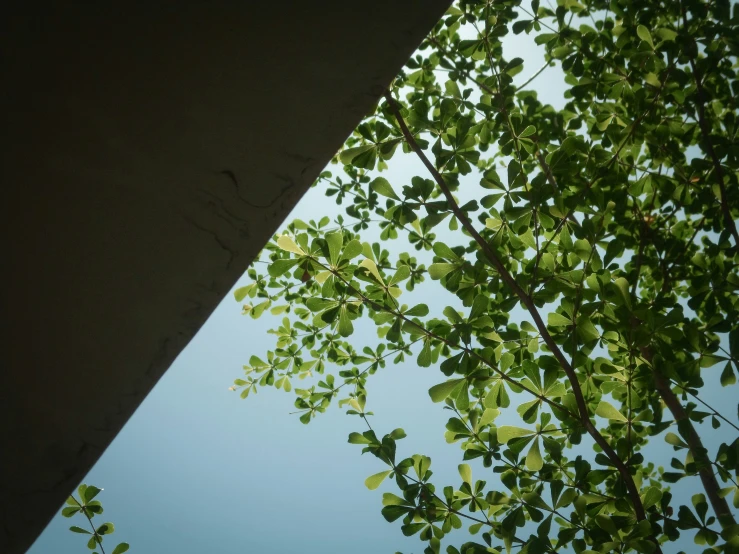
[{"left": 233, "top": 1, "right": 739, "bottom": 553}]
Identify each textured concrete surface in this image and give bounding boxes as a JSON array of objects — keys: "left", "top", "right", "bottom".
[{"left": 0, "top": 2, "right": 450, "bottom": 552}]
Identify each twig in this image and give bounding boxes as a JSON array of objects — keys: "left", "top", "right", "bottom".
[
  {"left": 517, "top": 61, "right": 551, "bottom": 91},
  {"left": 670, "top": 379, "right": 739, "bottom": 433},
  {"left": 71, "top": 496, "right": 107, "bottom": 554}
]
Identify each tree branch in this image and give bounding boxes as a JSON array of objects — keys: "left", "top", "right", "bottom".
[
  {"left": 651, "top": 363, "right": 736, "bottom": 528},
  {"left": 384, "top": 92, "right": 656, "bottom": 532}
]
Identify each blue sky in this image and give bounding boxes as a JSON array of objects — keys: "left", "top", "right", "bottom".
[{"left": 28, "top": 19, "right": 737, "bottom": 554}]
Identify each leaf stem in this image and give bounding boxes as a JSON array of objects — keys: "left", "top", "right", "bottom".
[{"left": 71, "top": 496, "right": 107, "bottom": 554}]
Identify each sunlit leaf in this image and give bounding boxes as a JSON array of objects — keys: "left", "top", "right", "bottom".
[
  {"left": 365, "top": 470, "right": 393, "bottom": 490},
  {"left": 595, "top": 401, "right": 627, "bottom": 422},
  {"left": 429, "top": 379, "right": 464, "bottom": 403},
  {"left": 497, "top": 426, "right": 534, "bottom": 444}
]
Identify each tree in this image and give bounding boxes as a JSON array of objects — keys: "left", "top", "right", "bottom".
[{"left": 233, "top": 1, "right": 739, "bottom": 553}]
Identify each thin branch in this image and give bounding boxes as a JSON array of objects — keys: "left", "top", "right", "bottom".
[
  {"left": 669, "top": 379, "right": 739, "bottom": 434},
  {"left": 651, "top": 363, "right": 736, "bottom": 529},
  {"left": 383, "top": 92, "right": 657, "bottom": 537},
  {"left": 517, "top": 61, "right": 551, "bottom": 91}
]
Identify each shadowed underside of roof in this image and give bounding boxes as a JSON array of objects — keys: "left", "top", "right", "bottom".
[{"left": 1, "top": 2, "right": 451, "bottom": 552}]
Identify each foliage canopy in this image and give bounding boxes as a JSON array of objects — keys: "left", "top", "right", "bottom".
[{"left": 233, "top": 0, "right": 739, "bottom": 553}]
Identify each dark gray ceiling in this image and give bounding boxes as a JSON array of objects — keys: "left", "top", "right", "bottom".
[{"left": 1, "top": 3, "right": 450, "bottom": 552}]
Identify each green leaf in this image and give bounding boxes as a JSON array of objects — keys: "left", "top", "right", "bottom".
[
  {"left": 432, "top": 242, "right": 460, "bottom": 260},
  {"left": 700, "top": 354, "right": 727, "bottom": 368},
  {"left": 535, "top": 33, "right": 557, "bottom": 45},
  {"left": 636, "top": 25, "right": 654, "bottom": 49},
  {"left": 412, "top": 454, "right": 431, "bottom": 479},
  {"left": 401, "top": 523, "right": 426, "bottom": 536},
  {"left": 382, "top": 493, "right": 407, "bottom": 507},
  {"left": 720, "top": 362, "right": 736, "bottom": 386},
  {"left": 417, "top": 341, "right": 432, "bottom": 367},
  {"left": 69, "top": 526, "right": 92, "bottom": 534},
  {"left": 428, "top": 263, "right": 458, "bottom": 279},
  {"left": 96, "top": 522, "right": 114, "bottom": 535},
  {"left": 445, "top": 79, "right": 462, "bottom": 98},
  {"left": 458, "top": 463, "right": 472, "bottom": 485},
  {"left": 595, "top": 401, "right": 627, "bottom": 422},
  {"left": 443, "top": 306, "right": 463, "bottom": 324},
  {"left": 595, "top": 114, "right": 613, "bottom": 131},
  {"left": 641, "top": 487, "right": 662, "bottom": 510},
  {"left": 507, "top": 160, "right": 521, "bottom": 187},
  {"left": 614, "top": 277, "right": 632, "bottom": 310},
  {"left": 348, "top": 432, "right": 372, "bottom": 444},
  {"left": 655, "top": 28, "right": 677, "bottom": 42},
  {"left": 382, "top": 505, "right": 411, "bottom": 522},
  {"left": 497, "top": 426, "right": 534, "bottom": 444},
  {"left": 478, "top": 408, "right": 499, "bottom": 428},
  {"left": 112, "top": 544, "right": 130, "bottom": 554},
  {"left": 548, "top": 312, "right": 572, "bottom": 327},
  {"left": 389, "top": 428, "right": 406, "bottom": 440},
  {"left": 576, "top": 315, "right": 600, "bottom": 343},
  {"left": 560, "top": 225, "right": 573, "bottom": 251},
  {"left": 276, "top": 235, "right": 305, "bottom": 255},
  {"left": 517, "top": 399, "right": 540, "bottom": 423},
  {"left": 429, "top": 379, "right": 464, "bottom": 403},
  {"left": 665, "top": 432, "right": 688, "bottom": 449},
  {"left": 370, "top": 177, "right": 400, "bottom": 200},
  {"left": 268, "top": 258, "right": 301, "bottom": 278},
  {"left": 469, "top": 294, "right": 488, "bottom": 320},
  {"left": 249, "top": 299, "right": 271, "bottom": 319},
  {"left": 342, "top": 239, "right": 363, "bottom": 261},
  {"left": 556, "top": 488, "right": 577, "bottom": 509},
  {"left": 359, "top": 258, "right": 385, "bottom": 284},
  {"left": 526, "top": 438, "right": 543, "bottom": 471},
  {"left": 518, "top": 125, "right": 536, "bottom": 138},
  {"left": 484, "top": 381, "right": 510, "bottom": 409},
  {"left": 340, "top": 144, "right": 374, "bottom": 165},
  {"left": 573, "top": 239, "right": 591, "bottom": 262},
  {"left": 405, "top": 304, "right": 429, "bottom": 317},
  {"left": 677, "top": 505, "right": 701, "bottom": 529},
  {"left": 337, "top": 306, "right": 353, "bottom": 337},
  {"left": 325, "top": 231, "right": 343, "bottom": 265},
  {"left": 644, "top": 72, "right": 661, "bottom": 88},
  {"left": 365, "top": 470, "right": 393, "bottom": 490},
  {"left": 83, "top": 486, "right": 102, "bottom": 504},
  {"left": 233, "top": 284, "right": 254, "bottom": 302}
]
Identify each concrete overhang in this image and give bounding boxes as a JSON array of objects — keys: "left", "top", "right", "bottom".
[{"left": 1, "top": 2, "right": 450, "bottom": 552}]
